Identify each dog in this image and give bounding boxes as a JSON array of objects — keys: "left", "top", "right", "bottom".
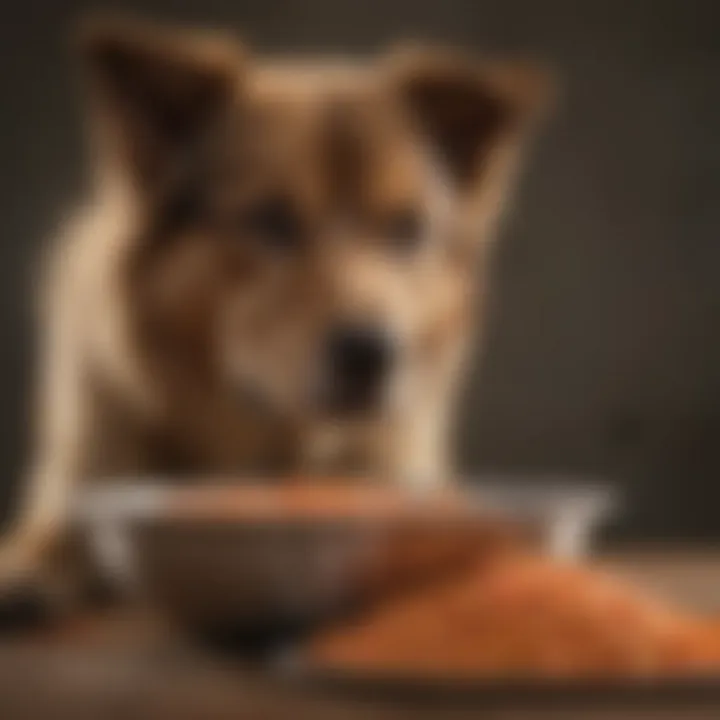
[{"left": 0, "top": 15, "right": 551, "bottom": 605}]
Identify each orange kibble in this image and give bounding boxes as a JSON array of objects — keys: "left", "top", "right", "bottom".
[{"left": 310, "top": 553, "right": 720, "bottom": 679}]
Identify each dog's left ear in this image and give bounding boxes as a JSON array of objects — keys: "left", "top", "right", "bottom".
[
  {"left": 76, "top": 14, "right": 246, "bottom": 194},
  {"left": 387, "top": 46, "right": 554, "bottom": 193}
]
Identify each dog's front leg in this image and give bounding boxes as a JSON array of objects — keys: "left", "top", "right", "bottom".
[
  {"left": 0, "top": 440, "right": 90, "bottom": 628},
  {"left": 0, "top": 462, "right": 76, "bottom": 586},
  {"left": 0, "top": 310, "right": 144, "bottom": 620},
  {"left": 0, "top": 399, "right": 148, "bottom": 627},
  {"left": 0, "top": 361, "right": 87, "bottom": 605}
]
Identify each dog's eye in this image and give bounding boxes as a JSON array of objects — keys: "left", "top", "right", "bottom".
[
  {"left": 157, "top": 177, "right": 207, "bottom": 235},
  {"left": 381, "top": 208, "right": 424, "bottom": 252},
  {"left": 241, "top": 196, "right": 303, "bottom": 251}
]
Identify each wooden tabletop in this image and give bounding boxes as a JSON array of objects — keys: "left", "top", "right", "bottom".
[{"left": 2, "top": 550, "right": 720, "bottom": 720}]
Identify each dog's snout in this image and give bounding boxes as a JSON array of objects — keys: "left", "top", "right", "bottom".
[
  {"left": 322, "top": 325, "right": 394, "bottom": 413},
  {"left": 330, "top": 325, "right": 391, "bottom": 382}
]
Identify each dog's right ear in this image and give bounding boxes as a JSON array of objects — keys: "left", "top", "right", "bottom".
[
  {"left": 386, "top": 45, "right": 554, "bottom": 194},
  {"left": 76, "top": 14, "right": 245, "bottom": 193}
]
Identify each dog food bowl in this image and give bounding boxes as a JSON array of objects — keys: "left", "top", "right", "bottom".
[{"left": 72, "top": 479, "right": 616, "bottom": 644}]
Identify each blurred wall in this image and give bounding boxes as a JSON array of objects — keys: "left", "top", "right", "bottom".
[{"left": 1, "top": 0, "right": 718, "bottom": 539}]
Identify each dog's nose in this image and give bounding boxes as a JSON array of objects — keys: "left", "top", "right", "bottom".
[{"left": 323, "top": 325, "right": 394, "bottom": 412}]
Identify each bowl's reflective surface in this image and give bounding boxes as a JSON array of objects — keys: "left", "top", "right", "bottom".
[{"left": 73, "top": 478, "right": 617, "bottom": 642}]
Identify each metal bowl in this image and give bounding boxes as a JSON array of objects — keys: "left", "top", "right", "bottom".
[{"left": 72, "top": 479, "right": 616, "bottom": 641}]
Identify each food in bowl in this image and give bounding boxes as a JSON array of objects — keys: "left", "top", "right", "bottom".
[{"left": 163, "top": 482, "right": 470, "bottom": 521}]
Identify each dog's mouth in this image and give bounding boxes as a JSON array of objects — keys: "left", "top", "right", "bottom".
[
  {"left": 316, "top": 377, "right": 388, "bottom": 418},
  {"left": 312, "top": 364, "right": 391, "bottom": 419}
]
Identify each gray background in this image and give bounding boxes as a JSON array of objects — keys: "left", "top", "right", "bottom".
[{"left": 1, "top": 0, "right": 718, "bottom": 540}]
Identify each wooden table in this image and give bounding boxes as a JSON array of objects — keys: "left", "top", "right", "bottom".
[{"left": 2, "top": 550, "right": 720, "bottom": 719}]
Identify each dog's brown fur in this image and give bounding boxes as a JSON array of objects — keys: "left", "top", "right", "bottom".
[{"left": 0, "top": 16, "right": 551, "bottom": 590}]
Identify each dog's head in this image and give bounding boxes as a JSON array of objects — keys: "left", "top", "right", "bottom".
[{"left": 79, "top": 17, "right": 551, "bottom": 425}]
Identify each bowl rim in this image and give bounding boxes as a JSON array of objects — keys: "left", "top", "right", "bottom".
[{"left": 71, "top": 475, "right": 619, "bottom": 530}]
